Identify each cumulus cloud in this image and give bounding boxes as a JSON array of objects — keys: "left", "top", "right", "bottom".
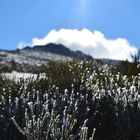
[{"left": 18, "top": 28, "right": 138, "bottom": 61}]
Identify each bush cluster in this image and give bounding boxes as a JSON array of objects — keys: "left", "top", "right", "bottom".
[{"left": 0, "top": 61, "right": 140, "bottom": 140}]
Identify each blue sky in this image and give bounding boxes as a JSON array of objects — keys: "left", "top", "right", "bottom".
[{"left": 0, "top": 0, "right": 140, "bottom": 52}]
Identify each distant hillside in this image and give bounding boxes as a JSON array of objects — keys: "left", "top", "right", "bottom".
[
  {"left": 0, "top": 43, "right": 93, "bottom": 72},
  {"left": 21, "top": 43, "right": 93, "bottom": 60}
]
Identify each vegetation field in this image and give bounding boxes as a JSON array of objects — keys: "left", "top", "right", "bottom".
[{"left": 0, "top": 60, "right": 140, "bottom": 140}]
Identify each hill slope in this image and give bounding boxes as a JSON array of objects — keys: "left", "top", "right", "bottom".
[{"left": 0, "top": 43, "right": 92, "bottom": 71}]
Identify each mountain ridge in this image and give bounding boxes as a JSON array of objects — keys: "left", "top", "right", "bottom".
[
  {"left": 0, "top": 43, "right": 93, "bottom": 72},
  {"left": 19, "top": 43, "right": 92, "bottom": 59}
]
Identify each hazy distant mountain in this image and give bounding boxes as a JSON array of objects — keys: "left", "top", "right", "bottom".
[
  {"left": 21, "top": 43, "right": 92, "bottom": 60},
  {"left": 0, "top": 43, "right": 93, "bottom": 72}
]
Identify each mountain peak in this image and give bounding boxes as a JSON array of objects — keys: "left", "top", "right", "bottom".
[
  {"left": 21, "top": 43, "right": 92, "bottom": 60},
  {"left": 0, "top": 43, "right": 93, "bottom": 72}
]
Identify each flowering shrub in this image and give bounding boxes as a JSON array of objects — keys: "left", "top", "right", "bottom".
[{"left": 0, "top": 61, "right": 140, "bottom": 140}]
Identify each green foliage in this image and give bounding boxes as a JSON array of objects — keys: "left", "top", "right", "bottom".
[
  {"left": 112, "top": 60, "right": 140, "bottom": 76},
  {"left": 37, "top": 61, "right": 95, "bottom": 91}
]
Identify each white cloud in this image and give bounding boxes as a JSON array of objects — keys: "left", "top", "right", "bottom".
[{"left": 18, "top": 28, "right": 138, "bottom": 61}]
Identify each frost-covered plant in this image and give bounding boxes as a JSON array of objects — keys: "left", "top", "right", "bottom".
[{"left": 0, "top": 60, "right": 139, "bottom": 140}]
